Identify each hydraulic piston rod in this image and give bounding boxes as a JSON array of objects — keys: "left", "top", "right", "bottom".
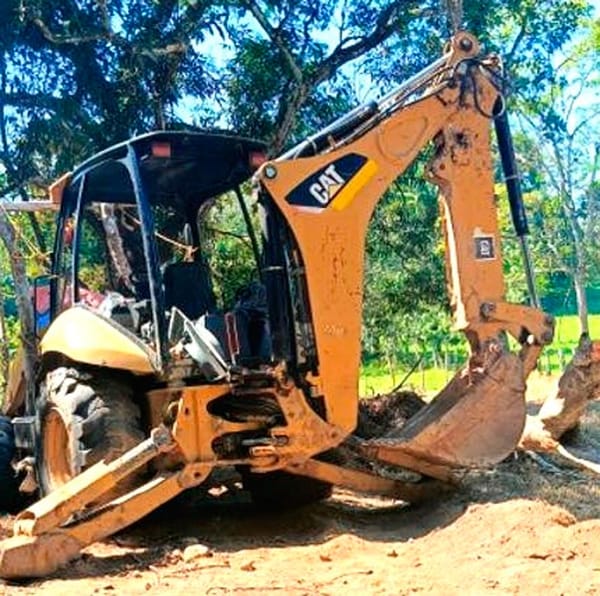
[{"left": 494, "top": 100, "right": 540, "bottom": 309}]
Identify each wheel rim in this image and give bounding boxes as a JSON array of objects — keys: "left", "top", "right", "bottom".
[{"left": 42, "top": 407, "right": 73, "bottom": 490}]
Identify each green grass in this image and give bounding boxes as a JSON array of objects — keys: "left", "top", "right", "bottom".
[
  {"left": 359, "top": 313, "right": 600, "bottom": 397},
  {"left": 553, "top": 314, "right": 600, "bottom": 345},
  {"left": 359, "top": 367, "right": 450, "bottom": 396}
]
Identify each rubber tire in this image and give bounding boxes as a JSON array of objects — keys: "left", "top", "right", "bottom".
[
  {"left": 0, "top": 416, "right": 22, "bottom": 513},
  {"left": 37, "top": 366, "right": 145, "bottom": 498},
  {"left": 241, "top": 469, "right": 332, "bottom": 510}
]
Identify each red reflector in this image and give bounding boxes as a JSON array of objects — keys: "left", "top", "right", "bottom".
[
  {"left": 151, "top": 142, "right": 171, "bottom": 158},
  {"left": 249, "top": 151, "right": 267, "bottom": 169}
]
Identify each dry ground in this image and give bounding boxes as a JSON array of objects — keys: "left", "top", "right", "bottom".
[{"left": 0, "top": 376, "right": 599, "bottom": 596}]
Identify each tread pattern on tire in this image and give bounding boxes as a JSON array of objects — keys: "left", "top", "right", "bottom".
[
  {"left": 39, "top": 366, "right": 145, "bottom": 495},
  {"left": 0, "top": 415, "right": 21, "bottom": 512}
]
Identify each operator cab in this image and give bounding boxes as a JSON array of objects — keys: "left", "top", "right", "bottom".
[{"left": 48, "top": 130, "right": 269, "bottom": 375}]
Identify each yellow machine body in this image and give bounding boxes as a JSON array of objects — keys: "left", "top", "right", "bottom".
[
  {"left": 39, "top": 306, "right": 156, "bottom": 374},
  {"left": 0, "top": 32, "right": 555, "bottom": 578}
]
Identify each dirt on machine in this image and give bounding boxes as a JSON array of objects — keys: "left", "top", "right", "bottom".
[{"left": 0, "top": 31, "right": 558, "bottom": 578}]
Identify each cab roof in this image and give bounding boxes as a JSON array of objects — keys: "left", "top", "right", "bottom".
[{"left": 58, "top": 130, "right": 267, "bottom": 213}]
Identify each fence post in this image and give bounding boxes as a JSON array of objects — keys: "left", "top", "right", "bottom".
[
  {"left": 444, "top": 349, "right": 449, "bottom": 382},
  {"left": 558, "top": 349, "right": 564, "bottom": 371}
]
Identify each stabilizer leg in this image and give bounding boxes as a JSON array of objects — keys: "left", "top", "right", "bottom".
[
  {"left": 16, "top": 425, "right": 174, "bottom": 537},
  {"left": 0, "top": 425, "right": 210, "bottom": 579},
  {"left": 0, "top": 468, "right": 208, "bottom": 578}
]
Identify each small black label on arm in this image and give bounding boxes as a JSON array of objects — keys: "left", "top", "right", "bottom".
[{"left": 474, "top": 235, "right": 495, "bottom": 260}]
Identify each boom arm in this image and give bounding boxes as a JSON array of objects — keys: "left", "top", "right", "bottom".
[{"left": 257, "top": 32, "right": 553, "bottom": 433}]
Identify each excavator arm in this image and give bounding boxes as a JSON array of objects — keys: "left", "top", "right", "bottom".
[{"left": 256, "top": 31, "right": 553, "bottom": 438}]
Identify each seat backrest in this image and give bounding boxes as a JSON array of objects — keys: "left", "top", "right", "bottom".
[{"left": 163, "top": 261, "right": 217, "bottom": 319}]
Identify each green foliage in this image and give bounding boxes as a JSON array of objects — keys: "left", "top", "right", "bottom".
[
  {"left": 0, "top": 0, "right": 222, "bottom": 190},
  {"left": 505, "top": 21, "right": 600, "bottom": 330},
  {"left": 2, "top": 315, "right": 21, "bottom": 354},
  {"left": 361, "top": 313, "right": 600, "bottom": 395},
  {"left": 200, "top": 193, "right": 259, "bottom": 308},
  {"left": 1, "top": 0, "right": 586, "bottom": 179},
  {"left": 362, "top": 161, "right": 456, "bottom": 364}
]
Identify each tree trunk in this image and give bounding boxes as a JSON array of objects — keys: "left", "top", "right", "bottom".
[
  {"left": 573, "top": 268, "right": 589, "bottom": 336},
  {"left": 522, "top": 336, "right": 600, "bottom": 443},
  {"left": 0, "top": 211, "right": 36, "bottom": 388},
  {"left": 519, "top": 336, "right": 600, "bottom": 474},
  {"left": 0, "top": 282, "right": 9, "bottom": 396}
]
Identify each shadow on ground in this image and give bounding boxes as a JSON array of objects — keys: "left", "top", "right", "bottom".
[{"left": 4, "top": 403, "right": 599, "bottom": 586}]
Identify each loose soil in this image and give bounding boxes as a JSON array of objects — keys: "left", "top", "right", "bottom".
[{"left": 1, "top": 378, "right": 599, "bottom": 595}]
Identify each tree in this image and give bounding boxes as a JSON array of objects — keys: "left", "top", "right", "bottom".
[
  {"left": 0, "top": 212, "right": 36, "bottom": 389},
  {"left": 0, "top": 0, "right": 590, "bottom": 193},
  {"left": 0, "top": 0, "right": 225, "bottom": 191},
  {"left": 0, "top": 0, "right": 593, "bottom": 392},
  {"left": 513, "top": 29, "right": 600, "bottom": 334}
]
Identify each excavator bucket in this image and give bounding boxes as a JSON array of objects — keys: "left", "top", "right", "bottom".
[{"left": 358, "top": 349, "right": 527, "bottom": 481}]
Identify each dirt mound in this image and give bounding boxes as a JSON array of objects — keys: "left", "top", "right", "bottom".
[
  {"left": 395, "top": 499, "right": 600, "bottom": 594},
  {"left": 326, "top": 390, "right": 427, "bottom": 478}
]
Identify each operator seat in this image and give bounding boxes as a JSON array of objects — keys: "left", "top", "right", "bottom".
[
  {"left": 163, "top": 261, "right": 217, "bottom": 319},
  {"left": 202, "top": 281, "right": 272, "bottom": 367}
]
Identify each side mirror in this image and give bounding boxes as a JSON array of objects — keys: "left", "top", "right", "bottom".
[{"left": 33, "top": 275, "right": 52, "bottom": 338}]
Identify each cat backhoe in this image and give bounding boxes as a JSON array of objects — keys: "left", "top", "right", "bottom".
[{"left": 0, "top": 31, "right": 554, "bottom": 578}]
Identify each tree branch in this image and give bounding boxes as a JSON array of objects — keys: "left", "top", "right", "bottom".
[
  {"left": 26, "top": 0, "right": 119, "bottom": 46},
  {"left": 31, "top": 16, "right": 111, "bottom": 45},
  {"left": 243, "top": 0, "right": 303, "bottom": 84},
  {"left": 505, "top": 21, "right": 526, "bottom": 68},
  {"left": 310, "top": 1, "right": 415, "bottom": 86},
  {"left": 268, "top": 0, "right": 416, "bottom": 153}
]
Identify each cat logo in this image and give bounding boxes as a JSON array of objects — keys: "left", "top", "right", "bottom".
[
  {"left": 308, "top": 165, "right": 345, "bottom": 205},
  {"left": 286, "top": 153, "right": 378, "bottom": 211}
]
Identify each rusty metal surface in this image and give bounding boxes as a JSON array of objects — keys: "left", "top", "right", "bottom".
[
  {"left": 0, "top": 469, "right": 200, "bottom": 579},
  {"left": 258, "top": 31, "right": 550, "bottom": 437},
  {"left": 15, "top": 426, "right": 174, "bottom": 537}
]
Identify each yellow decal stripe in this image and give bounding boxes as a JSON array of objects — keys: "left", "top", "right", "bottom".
[{"left": 330, "top": 159, "right": 379, "bottom": 211}]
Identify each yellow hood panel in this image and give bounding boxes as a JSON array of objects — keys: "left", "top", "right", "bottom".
[{"left": 40, "top": 307, "right": 155, "bottom": 374}]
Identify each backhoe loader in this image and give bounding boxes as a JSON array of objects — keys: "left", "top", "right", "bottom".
[{"left": 0, "top": 31, "right": 555, "bottom": 578}]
